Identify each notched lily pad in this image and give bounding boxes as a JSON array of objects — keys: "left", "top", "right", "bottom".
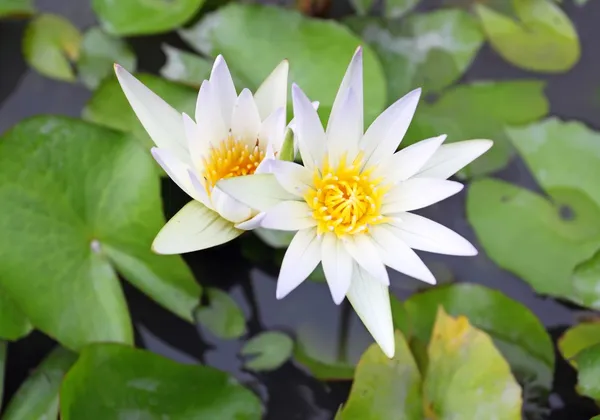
[
  {"left": 241, "top": 331, "right": 294, "bottom": 372},
  {"left": 195, "top": 288, "right": 246, "bottom": 339}
]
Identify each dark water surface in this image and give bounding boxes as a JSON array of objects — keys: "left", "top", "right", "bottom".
[{"left": 1, "top": 0, "right": 600, "bottom": 418}]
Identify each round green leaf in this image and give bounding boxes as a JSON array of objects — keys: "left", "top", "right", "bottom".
[
  {"left": 60, "top": 343, "right": 262, "bottom": 419},
  {"left": 424, "top": 308, "right": 522, "bottom": 419},
  {"left": 3, "top": 347, "right": 77, "bottom": 420},
  {"left": 559, "top": 321, "right": 600, "bottom": 366},
  {"left": 0, "top": 0, "right": 34, "bottom": 17},
  {"left": 160, "top": 45, "right": 212, "bottom": 88},
  {"left": 180, "top": 4, "right": 386, "bottom": 125},
  {"left": 92, "top": 0, "right": 205, "bottom": 36},
  {"left": 0, "top": 117, "right": 200, "bottom": 350},
  {"left": 573, "top": 343, "right": 600, "bottom": 401},
  {"left": 0, "top": 290, "right": 31, "bottom": 341},
  {"left": 240, "top": 331, "right": 294, "bottom": 372},
  {"left": 195, "top": 288, "right": 246, "bottom": 339},
  {"left": 476, "top": 0, "right": 579, "bottom": 72},
  {"left": 23, "top": 14, "right": 82, "bottom": 82},
  {"left": 78, "top": 27, "right": 137, "bottom": 89},
  {"left": 337, "top": 331, "right": 423, "bottom": 420}
]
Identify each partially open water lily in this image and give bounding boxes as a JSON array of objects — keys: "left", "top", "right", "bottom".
[
  {"left": 217, "top": 47, "right": 493, "bottom": 357},
  {"left": 114, "top": 56, "right": 288, "bottom": 254}
]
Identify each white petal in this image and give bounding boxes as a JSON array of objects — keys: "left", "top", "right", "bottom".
[
  {"left": 114, "top": 65, "right": 189, "bottom": 162},
  {"left": 195, "top": 80, "right": 227, "bottom": 147},
  {"left": 346, "top": 265, "right": 395, "bottom": 358},
  {"left": 183, "top": 113, "right": 208, "bottom": 172},
  {"left": 389, "top": 213, "right": 477, "bottom": 256},
  {"left": 288, "top": 100, "right": 320, "bottom": 158},
  {"left": 209, "top": 55, "right": 237, "bottom": 127},
  {"left": 261, "top": 201, "right": 316, "bottom": 231},
  {"left": 326, "top": 87, "right": 362, "bottom": 166},
  {"left": 151, "top": 148, "right": 199, "bottom": 201},
  {"left": 216, "top": 173, "right": 298, "bottom": 211},
  {"left": 382, "top": 178, "right": 463, "bottom": 213},
  {"left": 378, "top": 135, "right": 447, "bottom": 183},
  {"left": 255, "top": 155, "right": 275, "bottom": 174},
  {"left": 231, "top": 89, "right": 261, "bottom": 145},
  {"left": 268, "top": 159, "right": 313, "bottom": 196},
  {"left": 343, "top": 235, "right": 389, "bottom": 285},
  {"left": 291, "top": 84, "right": 326, "bottom": 171},
  {"left": 321, "top": 233, "right": 353, "bottom": 304},
  {"left": 416, "top": 139, "right": 494, "bottom": 179},
  {"left": 152, "top": 201, "right": 241, "bottom": 254},
  {"left": 254, "top": 60, "right": 289, "bottom": 121},
  {"left": 211, "top": 185, "right": 253, "bottom": 224},
  {"left": 370, "top": 225, "right": 436, "bottom": 284},
  {"left": 327, "top": 46, "right": 363, "bottom": 137},
  {"left": 258, "top": 107, "right": 286, "bottom": 153},
  {"left": 361, "top": 88, "right": 421, "bottom": 168},
  {"left": 187, "top": 169, "right": 213, "bottom": 210},
  {"left": 235, "top": 213, "right": 265, "bottom": 230},
  {"left": 277, "top": 228, "right": 321, "bottom": 299}
]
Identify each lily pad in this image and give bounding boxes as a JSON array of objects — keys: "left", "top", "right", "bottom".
[
  {"left": 337, "top": 331, "right": 423, "bottom": 420},
  {"left": 60, "top": 343, "right": 262, "bottom": 419},
  {"left": 0, "top": 0, "right": 34, "bottom": 17},
  {"left": 2, "top": 347, "right": 77, "bottom": 420},
  {"left": 83, "top": 74, "right": 196, "bottom": 150},
  {"left": 241, "top": 331, "right": 294, "bottom": 372},
  {"left": 424, "top": 308, "right": 522, "bottom": 419},
  {"left": 77, "top": 27, "right": 136, "bottom": 89},
  {"left": 475, "top": 0, "right": 579, "bottom": 72},
  {"left": 349, "top": 0, "right": 375, "bottom": 16},
  {"left": 0, "top": 117, "right": 200, "bottom": 350},
  {"left": 559, "top": 321, "right": 600, "bottom": 366},
  {"left": 404, "top": 80, "right": 549, "bottom": 178},
  {"left": 180, "top": 4, "right": 386, "bottom": 124},
  {"left": 92, "top": 0, "right": 205, "bottom": 36},
  {"left": 345, "top": 10, "right": 483, "bottom": 100},
  {"left": 0, "top": 290, "right": 31, "bottom": 341},
  {"left": 293, "top": 342, "right": 355, "bottom": 380},
  {"left": 385, "top": 0, "right": 419, "bottom": 18},
  {"left": 572, "top": 344, "right": 600, "bottom": 401},
  {"left": 195, "top": 288, "right": 246, "bottom": 339},
  {"left": 160, "top": 45, "right": 212, "bottom": 88},
  {"left": 22, "top": 14, "right": 82, "bottom": 82}
]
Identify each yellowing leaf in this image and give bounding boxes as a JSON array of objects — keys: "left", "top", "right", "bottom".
[{"left": 559, "top": 321, "right": 600, "bottom": 367}]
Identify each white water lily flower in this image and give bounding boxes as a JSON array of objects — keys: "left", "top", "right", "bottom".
[
  {"left": 114, "top": 56, "right": 289, "bottom": 254},
  {"left": 217, "top": 47, "right": 492, "bottom": 358}
]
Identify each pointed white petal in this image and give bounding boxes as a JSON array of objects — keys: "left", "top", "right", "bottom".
[
  {"left": 217, "top": 174, "right": 298, "bottom": 211},
  {"left": 258, "top": 107, "right": 286, "bottom": 153},
  {"left": 231, "top": 89, "right": 261, "bottom": 145},
  {"left": 288, "top": 100, "right": 320, "bottom": 159},
  {"left": 321, "top": 233, "right": 353, "bottom": 304},
  {"left": 292, "top": 84, "right": 326, "bottom": 171},
  {"left": 389, "top": 213, "right": 477, "bottom": 256},
  {"left": 416, "top": 139, "right": 494, "bottom": 179},
  {"left": 209, "top": 55, "right": 237, "bottom": 127},
  {"left": 187, "top": 169, "right": 213, "bottom": 210},
  {"left": 151, "top": 148, "right": 198, "bottom": 201},
  {"left": 114, "top": 65, "right": 188, "bottom": 162},
  {"left": 370, "top": 225, "right": 436, "bottom": 284},
  {"left": 326, "top": 87, "right": 362, "bottom": 166},
  {"left": 152, "top": 201, "right": 241, "bottom": 254},
  {"left": 261, "top": 201, "right": 316, "bottom": 231},
  {"left": 183, "top": 113, "right": 208, "bottom": 172},
  {"left": 268, "top": 159, "right": 313, "bottom": 196},
  {"left": 379, "top": 135, "right": 447, "bottom": 183},
  {"left": 254, "top": 60, "right": 289, "bottom": 121},
  {"left": 327, "top": 46, "right": 363, "bottom": 136},
  {"left": 361, "top": 88, "right": 421, "bottom": 167},
  {"left": 235, "top": 212, "right": 265, "bottom": 230},
  {"left": 195, "top": 80, "right": 227, "bottom": 147},
  {"left": 343, "top": 235, "right": 389, "bottom": 285},
  {"left": 255, "top": 154, "right": 275, "bottom": 174},
  {"left": 382, "top": 178, "right": 463, "bottom": 213},
  {"left": 211, "top": 185, "right": 253, "bottom": 223},
  {"left": 347, "top": 265, "right": 395, "bottom": 358},
  {"left": 277, "top": 228, "right": 321, "bottom": 299}
]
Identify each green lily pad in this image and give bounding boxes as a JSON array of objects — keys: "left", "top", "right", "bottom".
[
  {"left": 22, "top": 14, "right": 82, "bottom": 82},
  {"left": 559, "top": 321, "right": 600, "bottom": 367},
  {"left": 180, "top": 4, "right": 386, "bottom": 125},
  {"left": 241, "top": 331, "right": 294, "bottom": 372},
  {"left": 385, "top": 0, "right": 419, "bottom": 18},
  {"left": 160, "top": 45, "right": 212, "bottom": 88},
  {"left": 404, "top": 80, "right": 549, "bottom": 178},
  {"left": 0, "top": 290, "right": 31, "bottom": 341},
  {"left": 60, "top": 343, "right": 262, "bottom": 419},
  {"left": 468, "top": 119, "right": 600, "bottom": 307},
  {"left": 195, "top": 288, "right": 246, "bottom": 340},
  {"left": 345, "top": 10, "right": 483, "bottom": 100},
  {"left": 2, "top": 347, "right": 77, "bottom": 420},
  {"left": 349, "top": 0, "right": 375, "bottom": 16},
  {"left": 0, "top": 117, "right": 200, "bottom": 350},
  {"left": 337, "top": 331, "right": 423, "bottom": 420},
  {"left": 293, "top": 342, "right": 355, "bottom": 381},
  {"left": 573, "top": 344, "right": 600, "bottom": 401},
  {"left": 83, "top": 74, "right": 196, "bottom": 150},
  {"left": 0, "top": 0, "right": 34, "bottom": 17},
  {"left": 92, "top": 0, "right": 205, "bottom": 36},
  {"left": 424, "top": 308, "right": 522, "bottom": 419},
  {"left": 475, "top": 0, "right": 579, "bottom": 72},
  {"left": 77, "top": 27, "right": 136, "bottom": 89}
]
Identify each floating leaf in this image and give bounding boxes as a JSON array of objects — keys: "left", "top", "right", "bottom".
[
  {"left": 349, "top": 0, "right": 375, "bottom": 16},
  {"left": 3, "top": 347, "right": 77, "bottom": 420},
  {"left": 337, "top": 331, "right": 423, "bottom": 419},
  {"left": 404, "top": 80, "right": 549, "bottom": 177},
  {"left": 22, "top": 14, "right": 82, "bottom": 82},
  {"left": 83, "top": 74, "right": 196, "bottom": 150},
  {"left": 60, "top": 343, "right": 262, "bottom": 419},
  {"left": 0, "top": 0, "right": 34, "bottom": 17},
  {"left": 559, "top": 322, "right": 600, "bottom": 366},
  {"left": 92, "top": 0, "right": 205, "bottom": 36},
  {"left": 424, "top": 308, "right": 522, "bottom": 419},
  {"left": 241, "top": 331, "right": 294, "bottom": 372},
  {"left": 181, "top": 4, "right": 386, "bottom": 124},
  {"left": 195, "top": 288, "right": 246, "bottom": 339},
  {"left": 160, "top": 45, "right": 212, "bottom": 88},
  {"left": 0, "top": 290, "right": 31, "bottom": 341},
  {"left": 0, "top": 117, "right": 200, "bottom": 350},
  {"left": 253, "top": 228, "right": 295, "bottom": 249},
  {"left": 77, "top": 27, "right": 136, "bottom": 89},
  {"left": 293, "top": 342, "right": 355, "bottom": 380},
  {"left": 346, "top": 10, "right": 483, "bottom": 100},
  {"left": 475, "top": 0, "right": 579, "bottom": 72},
  {"left": 573, "top": 344, "right": 600, "bottom": 401}
]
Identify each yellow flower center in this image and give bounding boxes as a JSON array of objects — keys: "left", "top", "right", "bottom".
[
  {"left": 202, "top": 136, "right": 265, "bottom": 192},
  {"left": 305, "top": 153, "right": 389, "bottom": 237}
]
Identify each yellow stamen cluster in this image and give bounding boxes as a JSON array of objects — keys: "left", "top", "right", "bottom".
[
  {"left": 305, "top": 153, "right": 389, "bottom": 237},
  {"left": 202, "top": 136, "right": 265, "bottom": 191}
]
